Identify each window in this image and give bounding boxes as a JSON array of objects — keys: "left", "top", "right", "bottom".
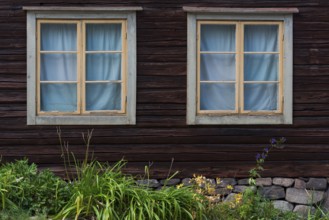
[
  {"left": 185, "top": 7, "right": 297, "bottom": 125},
  {"left": 25, "top": 7, "right": 142, "bottom": 125},
  {"left": 198, "top": 21, "right": 283, "bottom": 114}
]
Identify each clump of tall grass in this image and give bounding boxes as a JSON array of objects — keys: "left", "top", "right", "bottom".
[
  {"left": 55, "top": 128, "right": 207, "bottom": 220},
  {"left": 54, "top": 160, "right": 206, "bottom": 220}
]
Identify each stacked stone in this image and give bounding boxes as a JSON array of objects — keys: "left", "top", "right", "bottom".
[
  {"left": 242, "top": 177, "right": 328, "bottom": 216},
  {"left": 136, "top": 177, "right": 329, "bottom": 217}
]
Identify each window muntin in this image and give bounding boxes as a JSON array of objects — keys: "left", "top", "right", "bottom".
[
  {"left": 37, "top": 19, "right": 126, "bottom": 115},
  {"left": 197, "top": 21, "right": 283, "bottom": 115}
]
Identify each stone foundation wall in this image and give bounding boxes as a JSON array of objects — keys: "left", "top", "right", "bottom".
[{"left": 137, "top": 177, "right": 329, "bottom": 217}]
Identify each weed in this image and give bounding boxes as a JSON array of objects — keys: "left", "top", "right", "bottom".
[{"left": 55, "top": 129, "right": 207, "bottom": 220}]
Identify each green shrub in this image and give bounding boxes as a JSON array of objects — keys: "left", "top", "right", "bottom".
[
  {"left": 205, "top": 188, "right": 298, "bottom": 220},
  {"left": 0, "top": 160, "right": 70, "bottom": 216},
  {"left": 0, "top": 207, "right": 33, "bottom": 220}
]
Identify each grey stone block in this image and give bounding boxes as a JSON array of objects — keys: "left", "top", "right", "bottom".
[
  {"left": 136, "top": 179, "right": 160, "bottom": 188},
  {"left": 233, "top": 185, "right": 248, "bottom": 193},
  {"left": 273, "top": 178, "right": 294, "bottom": 187},
  {"left": 182, "top": 178, "right": 192, "bottom": 186},
  {"left": 306, "top": 178, "right": 327, "bottom": 190},
  {"left": 217, "top": 178, "right": 237, "bottom": 187},
  {"left": 216, "top": 187, "right": 231, "bottom": 196},
  {"left": 286, "top": 188, "right": 324, "bottom": 205},
  {"left": 293, "top": 205, "right": 316, "bottom": 217},
  {"left": 255, "top": 178, "right": 272, "bottom": 186},
  {"left": 294, "top": 179, "right": 306, "bottom": 189},
  {"left": 160, "top": 178, "right": 181, "bottom": 186},
  {"left": 224, "top": 193, "right": 237, "bottom": 203},
  {"left": 272, "top": 200, "right": 294, "bottom": 212},
  {"left": 237, "top": 178, "right": 249, "bottom": 185},
  {"left": 259, "top": 186, "right": 285, "bottom": 200},
  {"left": 321, "top": 189, "right": 329, "bottom": 212}
]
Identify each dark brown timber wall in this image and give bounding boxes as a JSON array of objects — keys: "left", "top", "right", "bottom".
[{"left": 1, "top": 0, "right": 329, "bottom": 178}]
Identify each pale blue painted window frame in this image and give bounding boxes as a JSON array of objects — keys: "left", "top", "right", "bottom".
[
  {"left": 24, "top": 7, "right": 142, "bottom": 125},
  {"left": 184, "top": 7, "right": 297, "bottom": 125}
]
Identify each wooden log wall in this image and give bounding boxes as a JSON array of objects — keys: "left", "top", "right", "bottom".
[{"left": 1, "top": 0, "right": 329, "bottom": 178}]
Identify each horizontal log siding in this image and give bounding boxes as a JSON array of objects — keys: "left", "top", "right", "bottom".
[{"left": 1, "top": 0, "right": 329, "bottom": 177}]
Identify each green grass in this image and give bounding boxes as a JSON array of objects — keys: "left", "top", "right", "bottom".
[
  {"left": 55, "top": 160, "right": 207, "bottom": 220},
  {"left": 1, "top": 159, "right": 329, "bottom": 219}
]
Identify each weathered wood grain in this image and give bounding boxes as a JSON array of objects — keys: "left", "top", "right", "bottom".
[{"left": 0, "top": 0, "right": 329, "bottom": 177}]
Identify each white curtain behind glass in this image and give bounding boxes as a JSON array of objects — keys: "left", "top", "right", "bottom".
[
  {"left": 200, "top": 24, "right": 236, "bottom": 111},
  {"left": 199, "top": 24, "right": 279, "bottom": 112},
  {"left": 40, "top": 24, "right": 77, "bottom": 112},
  {"left": 85, "top": 24, "right": 122, "bottom": 111},
  {"left": 244, "top": 25, "right": 278, "bottom": 111}
]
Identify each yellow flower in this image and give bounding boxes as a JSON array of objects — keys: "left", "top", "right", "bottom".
[
  {"left": 226, "top": 184, "right": 233, "bottom": 190},
  {"left": 194, "top": 175, "right": 206, "bottom": 186},
  {"left": 229, "top": 202, "right": 236, "bottom": 208},
  {"left": 207, "top": 195, "right": 220, "bottom": 203},
  {"left": 234, "top": 193, "right": 243, "bottom": 204},
  {"left": 216, "top": 177, "right": 221, "bottom": 185},
  {"left": 207, "top": 186, "right": 216, "bottom": 195},
  {"left": 176, "top": 183, "right": 184, "bottom": 189}
]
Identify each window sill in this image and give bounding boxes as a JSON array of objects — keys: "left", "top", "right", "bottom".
[
  {"left": 28, "top": 115, "right": 135, "bottom": 125},
  {"left": 189, "top": 114, "right": 292, "bottom": 125}
]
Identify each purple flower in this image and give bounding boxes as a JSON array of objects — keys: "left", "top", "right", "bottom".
[
  {"left": 256, "top": 153, "right": 261, "bottom": 160},
  {"left": 261, "top": 153, "right": 266, "bottom": 159},
  {"left": 264, "top": 147, "right": 269, "bottom": 153},
  {"left": 270, "top": 138, "right": 276, "bottom": 145},
  {"left": 274, "top": 137, "right": 287, "bottom": 149}
]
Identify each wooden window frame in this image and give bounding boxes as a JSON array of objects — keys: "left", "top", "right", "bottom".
[
  {"left": 37, "top": 19, "right": 127, "bottom": 116},
  {"left": 186, "top": 9, "right": 295, "bottom": 125},
  {"left": 197, "top": 21, "right": 284, "bottom": 115},
  {"left": 37, "top": 19, "right": 81, "bottom": 116},
  {"left": 25, "top": 7, "right": 141, "bottom": 125}
]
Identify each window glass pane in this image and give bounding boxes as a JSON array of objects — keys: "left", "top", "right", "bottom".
[
  {"left": 201, "top": 24, "right": 236, "bottom": 52},
  {"left": 86, "top": 83, "right": 121, "bottom": 111},
  {"left": 200, "top": 83, "right": 235, "bottom": 110},
  {"left": 201, "top": 54, "right": 235, "bottom": 81},
  {"left": 41, "top": 54, "right": 77, "bottom": 81},
  {"left": 244, "top": 83, "right": 277, "bottom": 111},
  {"left": 244, "top": 25, "right": 278, "bottom": 52},
  {"left": 86, "top": 24, "right": 122, "bottom": 51},
  {"left": 244, "top": 54, "right": 278, "bottom": 81},
  {"left": 41, "top": 24, "right": 77, "bottom": 51},
  {"left": 40, "top": 83, "right": 77, "bottom": 112},
  {"left": 86, "top": 54, "right": 121, "bottom": 81}
]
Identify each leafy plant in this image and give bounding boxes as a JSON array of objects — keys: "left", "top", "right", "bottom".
[
  {"left": 0, "top": 159, "right": 70, "bottom": 216},
  {"left": 248, "top": 137, "right": 286, "bottom": 186},
  {"left": 0, "top": 162, "right": 20, "bottom": 211},
  {"left": 55, "top": 129, "right": 207, "bottom": 220},
  {"left": 0, "top": 207, "right": 36, "bottom": 220},
  {"left": 206, "top": 187, "right": 298, "bottom": 220},
  {"left": 54, "top": 159, "right": 207, "bottom": 220}
]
